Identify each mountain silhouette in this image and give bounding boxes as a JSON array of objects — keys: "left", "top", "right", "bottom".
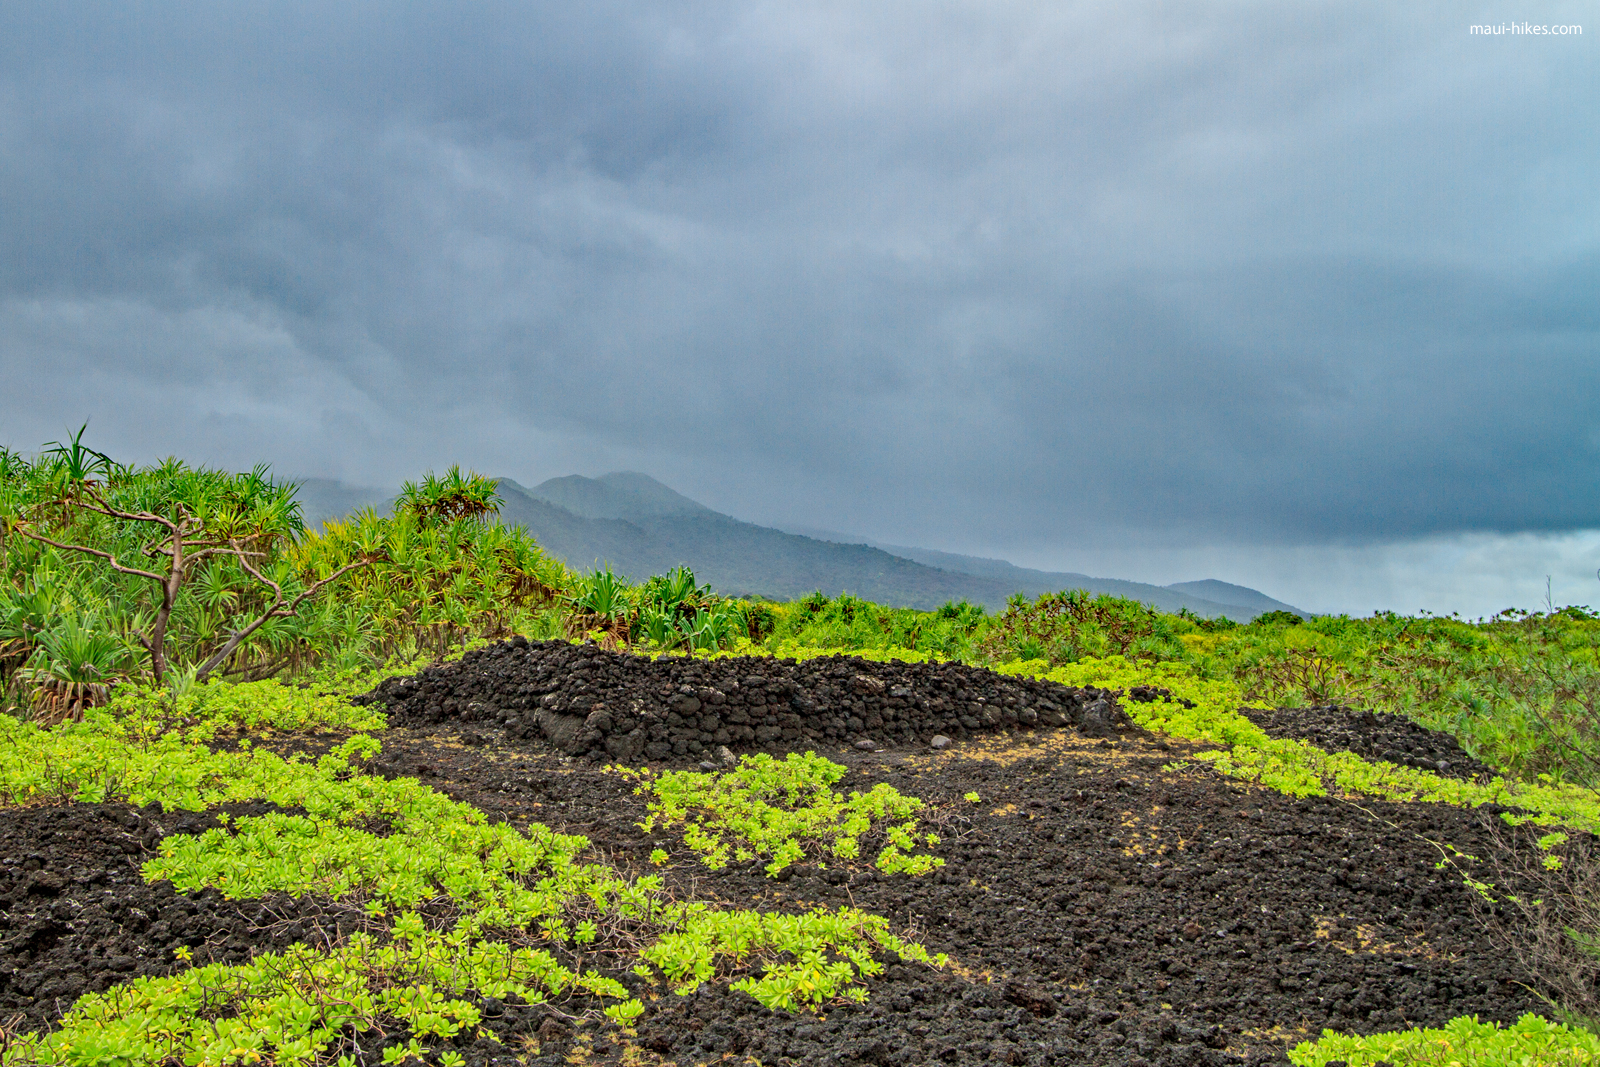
[{"left": 295, "top": 471, "right": 1303, "bottom": 619}]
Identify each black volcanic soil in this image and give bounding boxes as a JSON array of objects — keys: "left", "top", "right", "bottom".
[
  {"left": 0, "top": 801, "right": 363, "bottom": 1034},
  {"left": 1240, "top": 705, "right": 1497, "bottom": 780},
  {"left": 0, "top": 643, "right": 1556, "bottom": 1066}
]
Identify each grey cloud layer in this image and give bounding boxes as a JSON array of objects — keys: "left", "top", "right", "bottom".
[{"left": 1, "top": 0, "right": 1596, "bottom": 553}]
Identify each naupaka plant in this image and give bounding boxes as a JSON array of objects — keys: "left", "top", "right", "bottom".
[
  {"left": 0, "top": 678, "right": 949, "bottom": 1066},
  {"left": 618, "top": 751, "right": 943, "bottom": 876}
]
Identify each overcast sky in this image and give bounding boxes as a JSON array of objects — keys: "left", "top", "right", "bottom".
[{"left": 1, "top": 1, "right": 1595, "bottom": 616}]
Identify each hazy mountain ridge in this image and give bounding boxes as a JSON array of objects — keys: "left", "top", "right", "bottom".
[
  {"left": 494, "top": 481, "right": 1031, "bottom": 609},
  {"left": 295, "top": 472, "right": 1303, "bottom": 618},
  {"left": 877, "top": 544, "right": 1306, "bottom": 618},
  {"left": 293, "top": 478, "right": 390, "bottom": 527},
  {"left": 528, "top": 472, "right": 713, "bottom": 521}
]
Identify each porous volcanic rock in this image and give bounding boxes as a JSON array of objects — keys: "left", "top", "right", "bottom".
[
  {"left": 356, "top": 639, "right": 1133, "bottom": 763},
  {"left": 358, "top": 731, "right": 1550, "bottom": 1066},
  {"left": 0, "top": 801, "right": 359, "bottom": 1033},
  {"left": 1242, "top": 705, "right": 1496, "bottom": 780}
]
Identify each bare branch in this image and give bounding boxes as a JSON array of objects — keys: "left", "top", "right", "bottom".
[
  {"left": 167, "top": 544, "right": 243, "bottom": 566},
  {"left": 194, "top": 551, "right": 371, "bottom": 681},
  {"left": 73, "top": 485, "right": 181, "bottom": 531},
  {"left": 11, "top": 525, "right": 167, "bottom": 583},
  {"left": 228, "top": 544, "right": 285, "bottom": 600}
]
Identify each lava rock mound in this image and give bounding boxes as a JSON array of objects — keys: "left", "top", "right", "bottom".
[
  {"left": 357, "top": 639, "right": 1133, "bottom": 763},
  {"left": 1242, "top": 705, "right": 1497, "bottom": 779}
]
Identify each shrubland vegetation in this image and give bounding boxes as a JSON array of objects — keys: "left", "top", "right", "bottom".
[
  {"left": 4, "top": 433, "right": 1600, "bottom": 1064},
  {"left": 617, "top": 752, "right": 944, "bottom": 877},
  {"left": 0, "top": 696, "right": 942, "bottom": 1065}
]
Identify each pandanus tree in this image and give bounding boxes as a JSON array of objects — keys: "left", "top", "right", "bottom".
[
  {"left": 397, "top": 465, "right": 502, "bottom": 523},
  {"left": 292, "top": 469, "right": 566, "bottom": 661},
  {"left": 2, "top": 431, "right": 372, "bottom": 685},
  {"left": 2, "top": 444, "right": 569, "bottom": 698}
]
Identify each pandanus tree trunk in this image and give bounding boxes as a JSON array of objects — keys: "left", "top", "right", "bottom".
[
  {"left": 16, "top": 500, "right": 204, "bottom": 684},
  {"left": 15, "top": 487, "right": 369, "bottom": 685}
]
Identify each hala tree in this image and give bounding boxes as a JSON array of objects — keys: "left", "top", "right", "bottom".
[
  {"left": 3, "top": 437, "right": 572, "bottom": 701},
  {"left": 397, "top": 465, "right": 502, "bottom": 523},
  {"left": 2, "top": 432, "right": 371, "bottom": 685},
  {"left": 294, "top": 469, "right": 566, "bottom": 662}
]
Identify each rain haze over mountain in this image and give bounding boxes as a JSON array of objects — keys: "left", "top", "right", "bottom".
[{"left": 0, "top": 1, "right": 1595, "bottom": 616}]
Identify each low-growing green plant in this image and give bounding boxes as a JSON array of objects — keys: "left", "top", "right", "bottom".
[
  {"left": 6, "top": 911, "right": 632, "bottom": 1067},
  {"left": 0, "top": 679, "right": 949, "bottom": 1067},
  {"left": 620, "top": 752, "right": 944, "bottom": 877},
  {"left": 639, "top": 906, "right": 944, "bottom": 1008},
  {"left": 998, "top": 655, "right": 1600, "bottom": 833},
  {"left": 108, "top": 677, "right": 388, "bottom": 744},
  {"left": 1289, "top": 1012, "right": 1600, "bottom": 1066}
]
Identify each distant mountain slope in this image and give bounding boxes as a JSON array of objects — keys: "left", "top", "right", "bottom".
[
  {"left": 495, "top": 480, "right": 1028, "bottom": 609},
  {"left": 529, "top": 472, "right": 713, "bottom": 521},
  {"left": 508, "top": 474, "right": 1291, "bottom": 617},
  {"left": 876, "top": 543, "right": 1100, "bottom": 589},
  {"left": 1164, "top": 580, "right": 1303, "bottom": 616},
  {"left": 294, "top": 478, "right": 389, "bottom": 530},
  {"left": 291, "top": 472, "right": 1302, "bottom": 618},
  {"left": 875, "top": 543, "right": 1302, "bottom": 618}
]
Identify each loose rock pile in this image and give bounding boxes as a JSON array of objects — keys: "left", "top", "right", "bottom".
[
  {"left": 1242, "top": 704, "right": 1496, "bottom": 779},
  {"left": 356, "top": 639, "right": 1133, "bottom": 763}
]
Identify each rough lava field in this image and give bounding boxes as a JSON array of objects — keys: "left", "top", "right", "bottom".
[{"left": 0, "top": 640, "right": 1549, "bottom": 1066}]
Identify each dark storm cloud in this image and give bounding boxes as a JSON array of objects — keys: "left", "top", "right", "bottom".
[{"left": 0, "top": 0, "right": 1596, "bottom": 554}]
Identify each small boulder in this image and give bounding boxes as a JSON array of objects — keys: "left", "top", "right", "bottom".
[
  {"left": 930, "top": 735, "right": 952, "bottom": 750},
  {"left": 1080, "top": 698, "right": 1116, "bottom": 737}
]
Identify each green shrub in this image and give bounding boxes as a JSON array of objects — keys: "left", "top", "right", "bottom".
[
  {"left": 765, "top": 593, "right": 982, "bottom": 660},
  {"left": 978, "top": 591, "right": 1187, "bottom": 666},
  {"left": 1289, "top": 1012, "right": 1600, "bottom": 1066},
  {"left": 621, "top": 752, "right": 944, "bottom": 877}
]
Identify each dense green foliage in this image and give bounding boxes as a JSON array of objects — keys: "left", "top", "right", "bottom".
[
  {"left": 293, "top": 505, "right": 564, "bottom": 666},
  {"left": 1184, "top": 608, "right": 1600, "bottom": 788},
  {"left": 978, "top": 589, "right": 1187, "bottom": 664},
  {"left": 760, "top": 592, "right": 987, "bottom": 659},
  {"left": 620, "top": 751, "right": 944, "bottom": 876},
  {"left": 0, "top": 688, "right": 944, "bottom": 1065},
  {"left": 1290, "top": 1012, "right": 1600, "bottom": 1066},
  {"left": 0, "top": 441, "right": 567, "bottom": 719}
]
